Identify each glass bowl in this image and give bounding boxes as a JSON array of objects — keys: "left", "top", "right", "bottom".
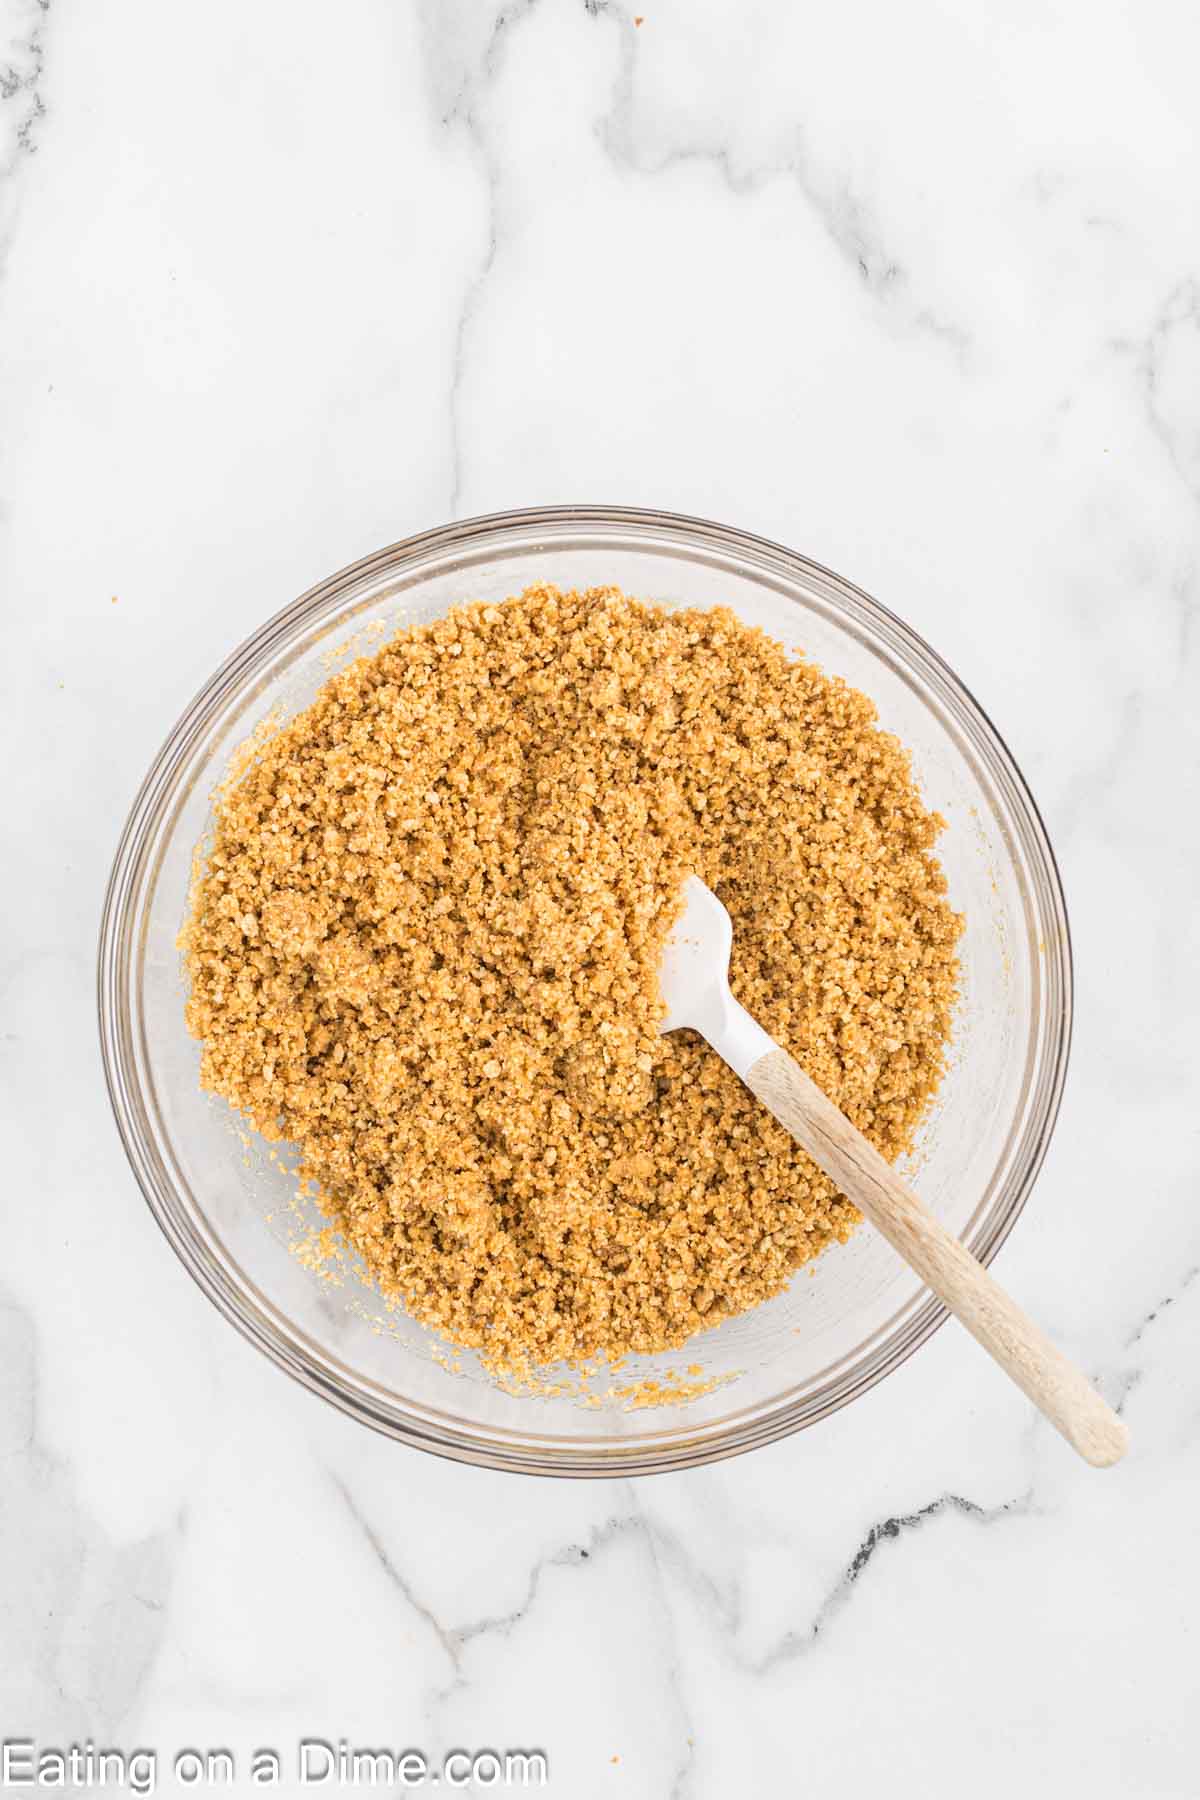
[{"left": 98, "top": 507, "right": 1071, "bottom": 1475}]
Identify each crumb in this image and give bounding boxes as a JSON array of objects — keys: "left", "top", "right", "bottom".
[
  {"left": 182, "top": 585, "right": 960, "bottom": 1372},
  {"left": 606, "top": 1370, "right": 736, "bottom": 1409}
]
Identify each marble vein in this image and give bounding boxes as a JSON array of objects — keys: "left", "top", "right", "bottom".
[
  {"left": 447, "top": 1503, "right": 697, "bottom": 1789},
  {"left": 1124, "top": 1262, "right": 1200, "bottom": 1353},
  {"left": 0, "top": 0, "right": 48, "bottom": 162},
  {"left": 0, "top": 1286, "right": 181, "bottom": 1740},
  {"left": 326, "top": 1481, "right": 697, "bottom": 1782},
  {"left": 0, "top": 0, "right": 50, "bottom": 279},
  {"left": 328, "top": 1471, "right": 461, "bottom": 1675},
  {"left": 1176, "top": 568, "right": 1197, "bottom": 666},
  {"left": 1111, "top": 1262, "right": 1200, "bottom": 1424},
  {"left": 438, "top": 1488, "right": 1039, "bottom": 1681},
  {"left": 424, "top": 0, "right": 540, "bottom": 518},
  {"left": 338, "top": 1480, "right": 1034, "bottom": 1730},
  {"left": 450, "top": 1535, "right": 589, "bottom": 1653},
  {"left": 752, "top": 1488, "right": 1035, "bottom": 1674},
  {"left": 590, "top": 6, "right": 971, "bottom": 358},
  {"left": 639, "top": 1509, "right": 699, "bottom": 1800},
  {"left": 1139, "top": 279, "right": 1200, "bottom": 504}
]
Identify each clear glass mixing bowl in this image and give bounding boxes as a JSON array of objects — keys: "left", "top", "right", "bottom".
[{"left": 98, "top": 507, "right": 1071, "bottom": 1475}]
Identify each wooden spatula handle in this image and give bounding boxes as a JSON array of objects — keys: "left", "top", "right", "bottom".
[{"left": 746, "top": 1047, "right": 1128, "bottom": 1467}]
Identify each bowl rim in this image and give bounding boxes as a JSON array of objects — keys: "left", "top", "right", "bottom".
[{"left": 97, "top": 504, "right": 1073, "bottom": 1475}]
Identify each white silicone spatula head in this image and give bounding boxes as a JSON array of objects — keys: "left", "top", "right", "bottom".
[
  {"left": 657, "top": 876, "right": 1128, "bottom": 1467},
  {"left": 657, "top": 875, "right": 776, "bottom": 1078}
]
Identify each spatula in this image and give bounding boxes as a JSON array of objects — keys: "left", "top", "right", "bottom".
[{"left": 658, "top": 875, "right": 1128, "bottom": 1467}]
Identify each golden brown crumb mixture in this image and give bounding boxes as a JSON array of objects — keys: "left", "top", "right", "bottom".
[{"left": 184, "top": 586, "right": 961, "bottom": 1369}]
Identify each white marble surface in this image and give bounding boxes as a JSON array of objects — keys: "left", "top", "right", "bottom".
[{"left": 3, "top": 1, "right": 1199, "bottom": 1794}]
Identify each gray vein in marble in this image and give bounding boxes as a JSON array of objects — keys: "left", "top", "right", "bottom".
[
  {"left": 1107, "top": 1367, "right": 1143, "bottom": 1417},
  {"left": 343, "top": 1480, "right": 1035, "bottom": 1781},
  {"left": 590, "top": 5, "right": 970, "bottom": 359},
  {"left": 442, "top": 1502, "right": 725, "bottom": 1668},
  {"left": 429, "top": 0, "right": 971, "bottom": 519},
  {"left": 445, "top": 159, "right": 498, "bottom": 522},
  {"left": 638, "top": 1505, "right": 699, "bottom": 1800},
  {"left": 0, "top": 0, "right": 51, "bottom": 300},
  {"left": 1138, "top": 281, "right": 1200, "bottom": 504},
  {"left": 451, "top": 1520, "right": 617, "bottom": 1653},
  {"left": 1125, "top": 1263, "right": 1200, "bottom": 1352},
  {"left": 1172, "top": 567, "right": 1198, "bottom": 669},
  {"left": 423, "top": 0, "right": 540, "bottom": 518},
  {"left": 80, "top": 1531, "right": 180, "bottom": 1728},
  {"left": 0, "top": 1285, "right": 180, "bottom": 1738},
  {"left": 444, "top": 1503, "right": 696, "bottom": 1783},
  {"left": 1108, "top": 1262, "right": 1200, "bottom": 1421},
  {"left": 441, "top": 1490, "right": 1034, "bottom": 1677},
  {"left": 0, "top": 0, "right": 48, "bottom": 155},
  {"left": 329, "top": 1471, "right": 461, "bottom": 1673},
  {"left": 755, "top": 1489, "right": 1034, "bottom": 1673}
]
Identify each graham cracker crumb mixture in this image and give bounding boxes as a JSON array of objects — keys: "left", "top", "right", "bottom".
[{"left": 183, "top": 585, "right": 961, "bottom": 1371}]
